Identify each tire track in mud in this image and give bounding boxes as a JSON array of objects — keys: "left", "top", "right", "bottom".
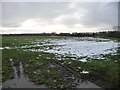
[
  {"left": 2, "top": 59, "right": 47, "bottom": 88},
  {"left": 47, "top": 59, "right": 103, "bottom": 89},
  {"left": 3, "top": 58, "right": 102, "bottom": 89}
]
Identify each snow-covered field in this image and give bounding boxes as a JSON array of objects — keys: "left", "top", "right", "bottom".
[
  {"left": 28, "top": 37, "right": 119, "bottom": 58},
  {"left": 46, "top": 39, "right": 118, "bottom": 56},
  {"left": 1, "top": 37, "right": 119, "bottom": 59}
]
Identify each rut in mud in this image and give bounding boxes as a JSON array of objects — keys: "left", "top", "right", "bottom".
[
  {"left": 2, "top": 60, "right": 46, "bottom": 88},
  {"left": 3, "top": 58, "right": 102, "bottom": 89}
]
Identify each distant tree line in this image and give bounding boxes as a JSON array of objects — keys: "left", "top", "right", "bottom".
[
  {"left": 95, "top": 31, "right": 120, "bottom": 38},
  {"left": 2, "top": 30, "right": 120, "bottom": 38},
  {"left": 2, "top": 25, "right": 120, "bottom": 38}
]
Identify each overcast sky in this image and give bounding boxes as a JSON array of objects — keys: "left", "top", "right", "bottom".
[{"left": 0, "top": 1, "right": 118, "bottom": 34}]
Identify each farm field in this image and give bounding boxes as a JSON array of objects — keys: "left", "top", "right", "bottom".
[{"left": 1, "top": 36, "right": 120, "bottom": 89}]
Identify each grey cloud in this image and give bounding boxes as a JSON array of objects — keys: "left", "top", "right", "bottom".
[
  {"left": 81, "top": 2, "right": 118, "bottom": 28},
  {"left": 56, "top": 2, "right": 118, "bottom": 28},
  {"left": 0, "top": 2, "right": 2, "bottom": 26},
  {"left": 2, "top": 2, "right": 118, "bottom": 31},
  {"left": 2, "top": 2, "right": 69, "bottom": 27}
]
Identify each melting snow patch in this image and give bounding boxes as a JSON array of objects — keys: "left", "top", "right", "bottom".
[
  {"left": 44, "top": 38, "right": 119, "bottom": 58},
  {"left": 24, "top": 37, "right": 119, "bottom": 60},
  {"left": 78, "top": 67, "right": 81, "bottom": 69},
  {"left": 97, "top": 57, "right": 105, "bottom": 60},
  {"left": 4, "top": 47, "right": 12, "bottom": 49},
  {"left": 33, "top": 71, "right": 37, "bottom": 74},
  {"left": 36, "top": 57, "right": 39, "bottom": 59},
  {"left": 46, "top": 57, "right": 51, "bottom": 59},
  {"left": 0, "top": 47, "right": 4, "bottom": 50},
  {"left": 26, "top": 64, "right": 28, "bottom": 67},
  {"left": 80, "top": 70, "right": 89, "bottom": 74},
  {"left": 68, "top": 61, "right": 71, "bottom": 64},
  {"left": 39, "top": 55, "right": 41, "bottom": 56},
  {"left": 10, "top": 58, "right": 13, "bottom": 62},
  {"left": 47, "top": 70, "right": 50, "bottom": 73},
  {"left": 79, "top": 58, "right": 87, "bottom": 62}
]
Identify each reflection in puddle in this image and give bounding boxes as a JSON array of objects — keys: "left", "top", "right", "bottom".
[{"left": 2, "top": 59, "right": 46, "bottom": 88}]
